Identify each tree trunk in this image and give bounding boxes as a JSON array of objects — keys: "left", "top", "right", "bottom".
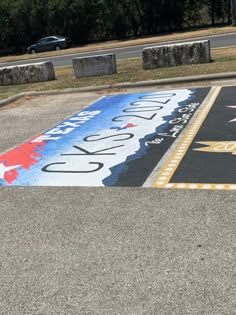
[
  {"left": 211, "top": 0, "right": 215, "bottom": 26},
  {"left": 231, "top": 0, "right": 236, "bottom": 25}
]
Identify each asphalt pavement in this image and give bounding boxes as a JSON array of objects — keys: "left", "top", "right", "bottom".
[{"left": 0, "top": 84, "right": 236, "bottom": 314}]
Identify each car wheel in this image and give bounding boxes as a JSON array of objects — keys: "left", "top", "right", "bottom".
[
  {"left": 55, "top": 45, "right": 61, "bottom": 51},
  {"left": 30, "top": 49, "right": 37, "bottom": 54}
]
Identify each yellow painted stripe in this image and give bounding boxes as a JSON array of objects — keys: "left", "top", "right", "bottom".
[
  {"left": 162, "top": 183, "right": 236, "bottom": 191},
  {"left": 153, "top": 86, "right": 223, "bottom": 190}
]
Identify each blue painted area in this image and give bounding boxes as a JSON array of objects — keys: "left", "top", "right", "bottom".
[{"left": 0, "top": 89, "right": 205, "bottom": 186}]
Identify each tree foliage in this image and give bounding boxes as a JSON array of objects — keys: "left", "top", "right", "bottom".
[{"left": 0, "top": 0, "right": 231, "bottom": 54}]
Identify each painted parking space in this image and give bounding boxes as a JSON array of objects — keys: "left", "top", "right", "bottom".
[
  {"left": 0, "top": 88, "right": 209, "bottom": 186},
  {"left": 153, "top": 86, "right": 236, "bottom": 190}
]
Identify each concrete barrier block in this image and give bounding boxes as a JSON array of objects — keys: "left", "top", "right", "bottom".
[
  {"left": 142, "top": 40, "right": 211, "bottom": 69},
  {"left": 73, "top": 54, "right": 117, "bottom": 78},
  {"left": 0, "top": 62, "right": 55, "bottom": 86}
]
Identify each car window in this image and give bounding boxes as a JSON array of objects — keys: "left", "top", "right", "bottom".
[
  {"left": 36, "top": 38, "right": 45, "bottom": 44},
  {"left": 45, "top": 37, "right": 54, "bottom": 42}
]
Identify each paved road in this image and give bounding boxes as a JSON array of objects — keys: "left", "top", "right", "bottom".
[
  {"left": 0, "top": 83, "right": 236, "bottom": 314},
  {"left": 1, "top": 32, "right": 236, "bottom": 68}
]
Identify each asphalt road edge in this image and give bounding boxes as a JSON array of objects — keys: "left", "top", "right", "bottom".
[{"left": 1, "top": 71, "right": 236, "bottom": 108}]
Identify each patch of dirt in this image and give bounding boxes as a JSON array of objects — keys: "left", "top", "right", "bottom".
[
  {"left": 0, "top": 95, "right": 36, "bottom": 110},
  {"left": 96, "top": 87, "right": 128, "bottom": 95}
]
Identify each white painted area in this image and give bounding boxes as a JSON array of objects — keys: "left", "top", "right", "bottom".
[{"left": 37, "top": 90, "right": 192, "bottom": 186}]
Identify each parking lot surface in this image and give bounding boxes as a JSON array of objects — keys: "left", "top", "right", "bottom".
[{"left": 0, "top": 85, "right": 236, "bottom": 314}]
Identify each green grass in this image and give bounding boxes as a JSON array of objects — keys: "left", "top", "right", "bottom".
[{"left": 1, "top": 46, "right": 236, "bottom": 101}]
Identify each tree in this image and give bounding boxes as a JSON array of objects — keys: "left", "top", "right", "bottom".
[
  {"left": 0, "top": 0, "right": 232, "bottom": 54},
  {"left": 231, "top": 0, "right": 236, "bottom": 25}
]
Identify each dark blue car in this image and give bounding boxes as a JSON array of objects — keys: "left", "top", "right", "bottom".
[{"left": 27, "top": 36, "right": 72, "bottom": 54}]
